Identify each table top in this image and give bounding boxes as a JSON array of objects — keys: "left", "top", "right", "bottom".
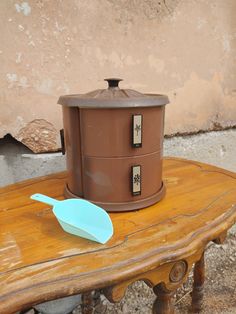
[{"left": 0, "top": 157, "right": 236, "bottom": 313}]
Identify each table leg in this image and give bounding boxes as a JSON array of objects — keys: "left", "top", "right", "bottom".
[
  {"left": 81, "top": 290, "right": 105, "bottom": 314},
  {"left": 152, "top": 284, "right": 175, "bottom": 314},
  {"left": 191, "top": 252, "right": 205, "bottom": 313},
  {"left": 81, "top": 292, "right": 94, "bottom": 314}
]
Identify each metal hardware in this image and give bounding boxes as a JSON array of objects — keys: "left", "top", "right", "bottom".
[
  {"left": 60, "top": 129, "right": 65, "bottom": 155},
  {"left": 104, "top": 78, "right": 123, "bottom": 89},
  {"left": 132, "top": 114, "right": 142, "bottom": 148},
  {"left": 169, "top": 260, "right": 188, "bottom": 283},
  {"left": 132, "top": 165, "right": 141, "bottom": 196}
]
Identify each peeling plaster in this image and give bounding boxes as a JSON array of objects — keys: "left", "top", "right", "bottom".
[
  {"left": 15, "top": 2, "right": 31, "bottom": 16},
  {"left": 6, "top": 74, "right": 18, "bottom": 88},
  {"left": 16, "top": 119, "right": 58, "bottom": 153},
  {"left": 6, "top": 74, "right": 29, "bottom": 89}
]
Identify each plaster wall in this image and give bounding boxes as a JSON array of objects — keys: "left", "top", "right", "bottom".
[{"left": 1, "top": 0, "right": 236, "bottom": 152}]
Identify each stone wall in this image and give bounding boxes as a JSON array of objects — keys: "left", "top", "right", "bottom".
[{"left": 1, "top": 0, "right": 236, "bottom": 152}]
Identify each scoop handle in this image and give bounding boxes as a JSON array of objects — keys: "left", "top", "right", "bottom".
[{"left": 31, "top": 193, "right": 60, "bottom": 207}]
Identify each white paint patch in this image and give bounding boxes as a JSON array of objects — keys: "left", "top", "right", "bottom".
[
  {"left": 16, "top": 52, "right": 22, "bottom": 64},
  {"left": 222, "top": 34, "right": 231, "bottom": 53},
  {"left": 220, "top": 145, "right": 226, "bottom": 157},
  {"left": 15, "top": 3, "right": 21, "bottom": 12},
  {"left": 36, "top": 78, "right": 53, "bottom": 95},
  {"left": 6, "top": 73, "right": 18, "bottom": 88},
  {"left": 18, "top": 76, "right": 29, "bottom": 88},
  {"left": 220, "top": 148, "right": 225, "bottom": 157},
  {"left": 25, "top": 29, "right": 32, "bottom": 39},
  {"left": 28, "top": 40, "right": 35, "bottom": 47},
  {"left": 18, "top": 24, "right": 24, "bottom": 31},
  {"left": 6, "top": 73, "right": 29, "bottom": 88},
  {"left": 55, "top": 21, "right": 66, "bottom": 32},
  {"left": 16, "top": 115, "right": 24, "bottom": 126},
  {"left": 15, "top": 2, "right": 31, "bottom": 16}
]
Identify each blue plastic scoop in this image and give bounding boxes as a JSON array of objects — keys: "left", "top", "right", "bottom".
[{"left": 30, "top": 193, "right": 113, "bottom": 244}]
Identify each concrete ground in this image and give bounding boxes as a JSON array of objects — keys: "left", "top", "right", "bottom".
[
  {"left": 163, "top": 128, "right": 236, "bottom": 173},
  {"left": 2, "top": 128, "right": 235, "bottom": 314}
]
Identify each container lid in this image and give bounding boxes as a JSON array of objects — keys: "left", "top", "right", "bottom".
[{"left": 58, "top": 78, "right": 169, "bottom": 108}]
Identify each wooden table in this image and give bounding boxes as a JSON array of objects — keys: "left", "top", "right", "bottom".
[{"left": 0, "top": 158, "right": 236, "bottom": 314}]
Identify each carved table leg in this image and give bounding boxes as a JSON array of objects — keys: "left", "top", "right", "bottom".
[
  {"left": 153, "top": 284, "right": 175, "bottom": 314},
  {"left": 192, "top": 252, "right": 205, "bottom": 313}
]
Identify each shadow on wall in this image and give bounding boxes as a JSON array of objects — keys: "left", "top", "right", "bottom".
[
  {"left": 0, "top": 134, "right": 32, "bottom": 155},
  {"left": 0, "top": 134, "right": 66, "bottom": 187}
]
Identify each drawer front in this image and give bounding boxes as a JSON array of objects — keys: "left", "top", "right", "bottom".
[
  {"left": 82, "top": 152, "right": 163, "bottom": 203},
  {"left": 80, "top": 106, "right": 165, "bottom": 157}
]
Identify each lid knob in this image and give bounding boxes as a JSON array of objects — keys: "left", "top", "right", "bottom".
[{"left": 104, "top": 78, "right": 123, "bottom": 89}]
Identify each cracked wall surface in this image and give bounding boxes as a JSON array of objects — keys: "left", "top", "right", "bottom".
[{"left": 1, "top": 0, "right": 236, "bottom": 152}]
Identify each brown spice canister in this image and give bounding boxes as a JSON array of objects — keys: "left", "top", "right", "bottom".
[{"left": 58, "top": 78, "right": 169, "bottom": 212}]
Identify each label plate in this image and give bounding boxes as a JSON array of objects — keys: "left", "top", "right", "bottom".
[
  {"left": 132, "top": 165, "right": 141, "bottom": 196},
  {"left": 132, "top": 114, "right": 142, "bottom": 147}
]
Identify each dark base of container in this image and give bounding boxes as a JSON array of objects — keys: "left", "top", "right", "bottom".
[{"left": 64, "top": 183, "right": 166, "bottom": 212}]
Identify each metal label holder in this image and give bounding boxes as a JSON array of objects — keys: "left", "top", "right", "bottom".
[
  {"left": 131, "top": 165, "right": 141, "bottom": 196},
  {"left": 132, "top": 114, "right": 142, "bottom": 148}
]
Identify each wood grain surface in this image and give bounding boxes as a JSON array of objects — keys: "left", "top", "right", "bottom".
[{"left": 0, "top": 158, "right": 235, "bottom": 313}]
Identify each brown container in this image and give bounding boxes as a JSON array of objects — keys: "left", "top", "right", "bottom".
[{"left": 58, "top": 78, "right": 169, "bottom": 212}]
